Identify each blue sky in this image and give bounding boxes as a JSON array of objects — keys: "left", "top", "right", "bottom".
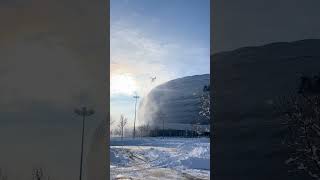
[{"left": 110, "top": 0, "right": 210, "bottom": 127}]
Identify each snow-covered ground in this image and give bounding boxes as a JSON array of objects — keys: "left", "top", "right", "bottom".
[{"left": 110, "top": 137, "right": 210, "bottom": 180}]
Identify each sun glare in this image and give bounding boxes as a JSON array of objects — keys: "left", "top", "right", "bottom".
[{"left": 111, "top": 74, "right": 138, "bottom": 96}]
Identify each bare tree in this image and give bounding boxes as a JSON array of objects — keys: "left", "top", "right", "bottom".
[
  {"left": 32, "top": 168, "right": 44, "bottom": 180},
  {"left": 145, "top": 122, "right": 150, "bottom": 137},
  {"left": 276, "top": 94, "right": 320, "bottom": 179},
  {"left": 137, "top": 122, "right": 150, "bottom": 137},
  {"left": 118, "top": 115, "right": 127, "bottom": 140},
  {"left": 199, "top": 84, "right": 210, "bottom": 123},
  {"left": 274, "top": 74, "right": 320, "bottom": 179},
  {"left": 138, "top": 126, "right": 144, "bottom": 137},
  {"left": 32, "top": 168, "right": 52, "bottom": 180},
  {"left": 191, "top": 120, "right": 202, "bottom": 137}
]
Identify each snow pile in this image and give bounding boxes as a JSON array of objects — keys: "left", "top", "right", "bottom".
[
  {"left": 178, "top": 142, "right": 210, "bottom": 170},
  {"left": 110, "top": 137, "right": 210, "bottom": 179},
  {"left": 110, "top": 148, "right": 130, "bottom": 167}
]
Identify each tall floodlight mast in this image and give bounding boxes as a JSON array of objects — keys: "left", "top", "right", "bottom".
[
  {"left": 133, "top": 94, "right": 140, "bottom": 138},
  {"left": 74, "top": 107, "right": 94, "bottom": 180}
]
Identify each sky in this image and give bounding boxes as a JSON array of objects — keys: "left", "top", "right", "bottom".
[{"left": 110, "top": 0, "right": 210, "bottom": 127}]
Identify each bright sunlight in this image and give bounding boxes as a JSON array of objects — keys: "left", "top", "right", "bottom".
[{"left": 111, "top": 73, "right": 138, "bottom": 96}]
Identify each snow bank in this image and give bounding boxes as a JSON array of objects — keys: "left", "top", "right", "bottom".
[
  {"left": 110, "top": 148, "right": 130, "bottom": 167},
  {"left": 110, "top": 137, "right": 210, "bottom": 179}
]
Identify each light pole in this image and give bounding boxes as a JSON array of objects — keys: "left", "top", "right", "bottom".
[
  {"left": 133, "top": 95, "right": 140, "bottom": 138},
  {"left": 157, "top": 111, "right": 166, "bottom": 139},
  {"left": 162, "top": 114, "right": 164, "bottom": 138},
  {"left": 74, "top": 107, "right": 94, "bottom": 180}
]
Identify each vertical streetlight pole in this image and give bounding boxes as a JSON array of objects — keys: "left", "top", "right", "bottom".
[
  {"left": 74, "top": 107, "right": 94, "bottom": 180},
  {"left": 133, "top": 95, "right": 140, "bottom": 138},
  {"left": 162, "top": 114, "right": 164, "bottom": 139},
  {"left": 158, "top": 111, "right": 165, "bottom": 139}
]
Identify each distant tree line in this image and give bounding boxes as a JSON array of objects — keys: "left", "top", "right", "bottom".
[
  {"left": 148, "top": 128, "right": 209, "bottom": 138},
  {"left": 111, "top": 119, "right": 210, "bottom": 138},
  {"left": 135, "top": 124, "right": 209, "bottom": 138}
]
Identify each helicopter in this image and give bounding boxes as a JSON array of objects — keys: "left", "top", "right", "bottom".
[{"left": 150, "top": 76, "right": 156, "bottom": 83}]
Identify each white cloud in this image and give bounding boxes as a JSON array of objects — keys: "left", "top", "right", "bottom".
[
  {"left": 111, "top": 19, "right": 178, "bottom": 97},
  {"left": 110, "top": 73, "right": 138, "bottom": 96},
  {"left": 110, "top": 13, "right": 209, "bottom": 127}
]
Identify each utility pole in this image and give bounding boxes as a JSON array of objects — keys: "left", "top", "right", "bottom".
[
  {"left": 162, "top": 114, "right": 164, "bottom": 138},
  {"left": 74, "top": 107, "right": 94, "bottom": 180},
  {"left": 133, "top": 95, "right": 140, "bottom": 138},
  {"left": 158, "top": 111, "right": 165, "bottom": 139}
]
